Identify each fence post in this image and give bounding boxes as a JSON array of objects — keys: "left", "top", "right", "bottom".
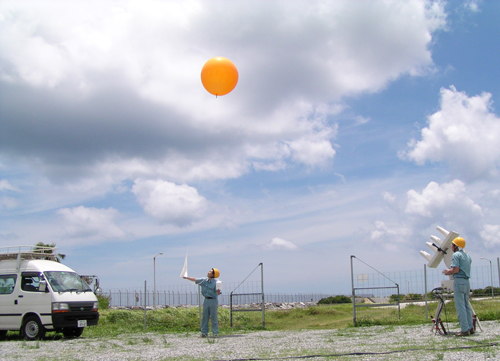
[
  {"left": 261, "top": 263, "right": 265, "bottom": 328},
  {"left": 350, "top": 255, "right": 356, "bottom": 326},
  {"left": 143, "top": 281, "right": 147, "bottom": 330},
  {"left": 497, "top": 258, "right": 500, "bottom": 290},
  {"left": 424, "top": 264, "right": 428, "bottom": 320},
  {"left": 198, "top": 285, "right": 202, "bottom": 328}
]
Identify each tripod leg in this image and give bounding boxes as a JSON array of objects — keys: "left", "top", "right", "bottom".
[
  {"left": 431, "top": 298, "right": 446, "bottom": 335},
  {"left": 470, "top": 302, "right": 482, "bottom": 332},
  {"left": 439, "top": 318, "right": 447, "bottom": 335},
  {"left": 430, "top": 316, "right": 438, "bottom": 334}
]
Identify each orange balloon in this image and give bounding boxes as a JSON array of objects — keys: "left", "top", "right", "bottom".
[{"left": 201, "top": 57, "right": 238, "bottom": 96}]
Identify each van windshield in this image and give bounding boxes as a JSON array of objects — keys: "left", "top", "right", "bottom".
[{"left": 44, "top": 271, "right": 92, "bottom": 293}]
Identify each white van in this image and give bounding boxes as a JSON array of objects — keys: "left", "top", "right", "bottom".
[{"left": 0, "top": 245, "right": 99, "bottom": 340}]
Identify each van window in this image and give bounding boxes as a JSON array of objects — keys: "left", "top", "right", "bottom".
[
  {"left": 21, "top": 274, "right": 43, "bottom": 292},
  {"left": 0, "top": 274, "right": 17, "bottom": 294},
  {"left": 45, "top": 271, "right": 92, "bottom": 293}
]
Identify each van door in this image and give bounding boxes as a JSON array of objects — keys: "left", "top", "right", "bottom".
[
  {"left": 0, "top": 274, "right": 20, "bottom": 329},
  {"left": 18, "top": 273, "right": 52, "bottom": 328}
]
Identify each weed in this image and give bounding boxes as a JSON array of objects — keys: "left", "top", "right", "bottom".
[
  {"left": 142, "top": 336, "right": 153, "bottom": 344},
  {"left": 206, "top": 336, "right": 217, "bottom": 344},
  {"left": 21, "top": 339, "right": 40, "bottom": 349},
  {"left": 162, "top": 335, "right": 171, "bottom": 347}
]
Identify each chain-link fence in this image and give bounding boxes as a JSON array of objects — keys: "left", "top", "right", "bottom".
[
  {"left": 352, "top": 262, "right": 500, "bottom": 299},
  {"left": 103, "top": 260, "right": 499, "bottom": 307},
  {"left": 104, "top": 281, "right": 332, "bottom": 308}
]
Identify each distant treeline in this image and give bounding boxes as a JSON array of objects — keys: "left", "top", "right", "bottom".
[
  {"left": 317, "top": 295, "right": 351, "bottom": 304},
  {"left": 387, "top": 286, "right": 500, "bottom": 303},
  {"left": 317, "top": 287, "right": 500, "bottom": 305}
]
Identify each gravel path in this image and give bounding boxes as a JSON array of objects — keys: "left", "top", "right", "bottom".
[{"left": 1, "top": 321, "right": 500, "bottom": 360}]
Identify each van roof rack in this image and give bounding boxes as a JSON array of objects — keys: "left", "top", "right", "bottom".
[{"left": 0, "top": 245, "right": 61, "bottom": 262}]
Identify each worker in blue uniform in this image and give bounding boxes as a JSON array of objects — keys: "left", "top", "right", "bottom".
[
  {"left": 444, "top": 237, "right": 473, "bottom": 336},
  {"left": 185, "top": 268, "right": 221, "bottom": 337}
]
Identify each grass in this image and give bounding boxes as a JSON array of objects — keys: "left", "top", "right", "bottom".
[
  {"left": 80, "top": 297, "right": 500, "bottom": 338},
  {"left": 3, "top": 297, "right": 500, "bottom": 340}
]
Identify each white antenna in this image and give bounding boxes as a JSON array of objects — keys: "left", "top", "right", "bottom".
[
  {"left": 179, "top": 251, "right": 188, "bottom": 278},
  {"left": 420, "top": 226, "right": 459, "bottom": 269}
]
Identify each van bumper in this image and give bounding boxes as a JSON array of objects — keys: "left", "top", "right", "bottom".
[{"left": 52, "top": 311, "right": 99, "bottom": 328}]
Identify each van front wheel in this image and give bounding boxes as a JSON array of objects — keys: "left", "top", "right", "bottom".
[{"left": 22, "top": 316, "right": 46, "bottom": 340}]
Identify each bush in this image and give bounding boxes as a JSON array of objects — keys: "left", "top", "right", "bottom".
[
  {"left": 405, "top": 293, "right": 423, "bottom": 301},
  {"left": 389, "top": 294, "right": 400, "bottom": 303},
  {"left": 318, "top": 295, "right": 351, "bottom": 304},
  {"left": 97, "top": 294, "right": 111, "bottom": 310},
  {"left": 390, "top": 293, "right": 423, "bottom": 302},
  {"left": 352, "top": 316, "right": 384, "bottom": 327},
  {"left": 472, "top": 287, "right": 500, "bottom": 297},
  {"left": 106, "top": 309, "right": 136, "bottom": 323}
]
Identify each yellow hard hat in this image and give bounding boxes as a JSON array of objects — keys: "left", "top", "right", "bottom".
[
  {"left": 452, "top": 237, "right": 466, "bottom": 249},
  {"left": 212, "top": 268, "right": 220, "bottom": 278}
]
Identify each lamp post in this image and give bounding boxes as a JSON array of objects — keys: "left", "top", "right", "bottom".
[
  {"left": 153, "top": 252, "right": 163, "bottom": 307},
  {"left": 480, "top": 257, "right": 494, "bottom": 298}
]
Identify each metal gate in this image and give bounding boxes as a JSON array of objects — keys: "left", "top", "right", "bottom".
[
  {"left": 230, "top": 263, "right": 265, "bottom": 328},
  {"left": 350, "top": 255, "right": 401, "bottom": 326}
]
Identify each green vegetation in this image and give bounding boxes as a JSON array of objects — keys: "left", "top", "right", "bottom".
[
  {"left": 80, "top": 297, "right": 500, "bottom": 338},
  {"left": 389, "top": 293, "right": 423, "bottom": 302},
  {"left": 317, "top": 295, "right": 351, "bottom": 304},
  {"left": 472, "top": 286, "right": 500, "bottom": 297},
  {"left": 34, "top": 242, "right": 65, "bottom": 261},
  {"left": 3, "top": 298, "right": 499, "bottom": 341},
  {"left": 97, "top": 294, "right": 111, "bottom": 309}
]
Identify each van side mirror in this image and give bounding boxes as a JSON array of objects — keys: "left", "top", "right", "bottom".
[{"left": 38, "top": 280, "right": 47, "bottom": 292}]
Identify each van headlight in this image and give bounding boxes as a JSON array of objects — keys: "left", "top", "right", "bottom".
[
  {"left": 93, "top": 302, "right": 99, "bottom": 311},
  {"left": 52, "top": 302, "right": 69, "bottom": 313}
]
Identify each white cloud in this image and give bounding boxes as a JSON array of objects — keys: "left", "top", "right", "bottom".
[
  {"left": 0, "top": 197, "right": 18, "bottom": 210},
  {"left": 480, "top": 224, "right": 500, "bottom": 247},
  {"left": 0, "top": 180, "right": 19, "bottom": 210},
  {"left": 287, "top": 137, "right": 336, "bottom": 167},
  {"left": 382, "top": 191, "right": 397, "bottom": 204},
  {"left": 464, "top": 0, "right": 481, "bottom": 13},
  {"left": 1, "top": 1, "right": 445, "bottom": 94},
  {"left": 0, "top": 0, "right": 475, "bottom": 291},
  {"left": 264, "top": 237, "right": 298, "bottom": 251},
  {"left": 488, "top": 189, "right": 500, "bottom": 200},
  {"left": 0, "top": 0, "right": 447, "bottom": 188},
  {"left": 0, "top": 179, "right": 19, "bottom": 192},
  {"left": 370, "top": 178, "right": 500, "bottom": 254},
  {"left": 354, "top": 115, "right": 370, "bottom": 125},
  {"left": 132, "top": 179, "right": 208, "bottom": 227},
  {"left": 402, "top": 86, "right": 500, "bottom": 181},
  {"left": 58, "top": 206, "right": 125, "bottom": 240},
  {"left": 371, "top": 220, "right": 412, "bottom": 251},
  {"left": 405, "top": 180, "right": 482, "bottom": 218}
]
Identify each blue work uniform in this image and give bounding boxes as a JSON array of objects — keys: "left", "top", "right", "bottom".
[
  {"left": 451, "top": 249, "right": 473, "bottom": 332},
  {"left": 195, "top": 277, "right": 219, "bottom": 336}
]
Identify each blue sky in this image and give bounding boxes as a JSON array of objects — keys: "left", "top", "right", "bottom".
[{"left": 1, "top": 0, "right": 499, "bottom": 294}]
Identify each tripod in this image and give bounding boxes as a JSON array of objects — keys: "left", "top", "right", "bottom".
[
  {"left": 430, "top": 287, "right": 448, "bottom": 335},
  {"left": 430, "top": 287, "right": 482, "bottom": 335}
]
